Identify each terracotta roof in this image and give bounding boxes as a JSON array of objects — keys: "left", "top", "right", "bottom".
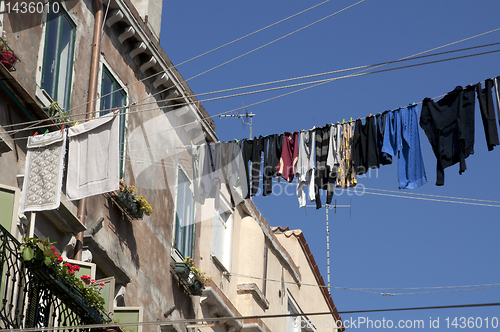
[{"left": 272, "top": 227, "right": 344, "bottom": 330}]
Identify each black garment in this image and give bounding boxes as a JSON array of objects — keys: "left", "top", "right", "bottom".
[
  {"left": 241, "top": 139, "right": 252, "bottom": 199},
  {"left": 376, "top": 111, "right": 392, "bottom": 165},
  {"left": 476, "top": 79, "right": 499, "bottom": 151},
  {"left": 263, "top": 134, "right": 283, "bottom": 196},
  {"left": 352, "top": 117, "right": 380, "bottom": 175},
  {"left": 314, "top": 125, "right": 331, "bottom": 209},
  {"left": 420, "top": 85, "right": 475, "bottom": 186}
]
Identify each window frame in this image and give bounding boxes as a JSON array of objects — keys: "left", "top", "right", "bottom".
[
  {"left": 98, "top": 64, "right": 128, "bottom": 177},
  {"left": 211, "top": 195, "right": 233, "bottom": 273},
  {"left": 172, "top": 166, "right": 195, "bottom": 260},
  {"left": 40, "top": 6, "right": 76, "bottom": 111},
  {"left": 0, "top": 184, "right": 20, "bottom": 234},
  {"left": 287, "top": 291, "right": 315, "bottom": 332}
]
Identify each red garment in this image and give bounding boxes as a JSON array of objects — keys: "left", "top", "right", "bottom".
[{"left": 276, "top": 132, "right": 299, "bottom": 182}]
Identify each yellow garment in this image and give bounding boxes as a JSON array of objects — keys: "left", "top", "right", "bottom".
[{"left": 336, "top": 122, "right": 357, "bottom": 188}]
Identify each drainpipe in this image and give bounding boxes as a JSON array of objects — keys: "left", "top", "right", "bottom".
[{"left": 74, "top": 0, "right": 103, "bottom": 261}]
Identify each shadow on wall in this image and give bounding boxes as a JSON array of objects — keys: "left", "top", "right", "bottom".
[{"left": 107, "top": 204, "right": 141, "bottom": 269}]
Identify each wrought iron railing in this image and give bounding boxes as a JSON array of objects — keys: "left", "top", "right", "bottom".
[
  {"left": 0, "top": 37, "right": 19, "bottom": 71},
  {"left": 0, "top": 225, "right": 109, "bottom": 331}
]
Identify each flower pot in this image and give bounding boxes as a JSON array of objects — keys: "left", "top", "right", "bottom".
[
  {"left": 174, "top": 262, "right": 191, "bottom": 279},
  {"left": 188, "top": 279, "right": 204, "bottom": 296},
  {"left": 117, "top": 192, "right": 144, "bottom": 218},
  {"left": 0, "top": 51, "right": 16, "bottom": 70}
]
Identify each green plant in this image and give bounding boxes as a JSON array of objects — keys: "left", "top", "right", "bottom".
[
  {"left": 45, "top": 101, "right": 74, "bottom": 125},
  {"left": 1, "top": 31, "right": 7, "bottom": 51},
  {"left": 119, "top": 179, "right": 152, "bottom": 216},
  {"left": 182, "top": 256, "right": 211, "bottom": 285},
  {"left": 21, "top": 237, "right": 107, "bottom": 313}
]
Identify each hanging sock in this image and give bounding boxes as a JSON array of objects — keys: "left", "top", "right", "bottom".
[{"left": 476, "top": 79, "right": 500, "bottom": 151}]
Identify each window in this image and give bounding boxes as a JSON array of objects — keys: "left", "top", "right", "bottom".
[
  {"left": 100, "top": 66, "right": 127, "bottom": 176},
  {"left": 287, "top": 295, "right": 314, "bottom": 332},
  {"left": 174, "top": 169, "right": 194, "bottom": 259},
  {"left": 0, "top": 185, "right": 20, "bottom": 233},
  {"left": 41, "top": 7, "right": 75, "bottom": 111},
  {"left": 212, "top": 197, "right": 233, "bottom": 272}
]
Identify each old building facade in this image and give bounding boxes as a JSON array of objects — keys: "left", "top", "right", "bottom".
[{"left": 0, "top": 0, "right": 341, "bottom": 331}]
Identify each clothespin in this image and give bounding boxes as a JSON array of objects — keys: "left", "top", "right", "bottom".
[
  {"left": 369, "top": 113, "right": 372, "bottom": 117},
  {"left": 33, "top": 132, "right": 38, "bottom": 137},
  {"left": 357, "top": 117, "right": 360, "bottom": 121},
  {"left": 43, "top": 129, "right": 49, "bottom": 136},
  {"left": 342, "top": 119, "right": 345, "bottom": 124},
  {"left": 89, "top": 117, "right": 94, "bottom": 122},
  {"left": 60, "top": 125, "right": 65, "bottom": 132},
  {"left": 73, "top": 122, "right": 79, "bottom": 127},
  {"left": 350, "top": 117, "right": 352, "bottom": 122}
]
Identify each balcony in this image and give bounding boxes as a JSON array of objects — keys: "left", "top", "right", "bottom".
[
  {"left": 0, "top": 224, "right": 111, "bottom": 330},
  {"left": 0, "top": 38, "right": 19, "bottom": 71}
]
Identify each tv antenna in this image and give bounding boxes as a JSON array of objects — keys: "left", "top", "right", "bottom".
[
  {"left": 219, "top": 102, "right": 255, "bottom": 139},
  {"left": 306, "top": 199, "right": 351, "bottom": 295}
]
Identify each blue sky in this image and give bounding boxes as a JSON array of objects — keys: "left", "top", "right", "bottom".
[{"left": 161, "top": 1, "right": 500, "bottom": 330}]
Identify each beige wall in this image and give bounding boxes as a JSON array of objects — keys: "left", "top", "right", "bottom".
[{"left": 196, "top": 196, "right": 339, "bottom": 332}]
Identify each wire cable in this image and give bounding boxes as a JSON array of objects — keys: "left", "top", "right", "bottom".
[
  {"left": 4, "top": 23, "right": 500, "bottom": 136},
  {"left": 4, "top": 1, "right": 337, "bottom": 136},
  {"left": 4, "top": 48, "right": 500, "bottom": 141},
  {"left": 184, "top": 0, "right": 367, "bottom": 82},
  {"left": 8, "top": 302, "right": 500, "bottom": 331},
  {"left": 173, "top": 0, "right": 333, "bottom": 68}
]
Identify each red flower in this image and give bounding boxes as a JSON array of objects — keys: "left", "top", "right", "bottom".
[
  {"left": 80, "top": 275, "right": 91, "bottom": 285},
  {"left": 49, "top": 246, "right": 56, "bottom": 251},
  {"left": 56, "top": 256, "right": 63, "bottom": 263},
  {"left": 72, "top": 265, "right": 80, "bottom": 272},
  {"left": 54, "top": 252, "right": 59, "bottom": 257},
  {"left": 64, "top": 262, "right": 72, "bottom": 269}
]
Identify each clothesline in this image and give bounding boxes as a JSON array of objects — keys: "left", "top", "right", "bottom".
[{"left": 190, "top": 75, "right": 500, "bottom": 211}]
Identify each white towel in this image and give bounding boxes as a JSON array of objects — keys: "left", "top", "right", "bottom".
[
  {"left": 20, "top": 130, "right": 67, "bottom": 212},
  {"left": 66, "top": 112, "right": 119, "bottom": 200}
]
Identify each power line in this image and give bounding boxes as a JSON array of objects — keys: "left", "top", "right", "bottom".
[
  {"left": 363, "top": 187, "right": 500, "bottom": 204},
  {"left": 226, "top": 271, "right": 500, "bottom": 296},
  {"left": 8, "top": 302, "right": 500, "bottom": 331},
  {"left": 173, "top": 0, "right": 333, "bottom": 68},
  {"left": 6, "top": 0, "right": 338, "bottom": 136},
  {"left": 184, "top": 0, "right": 367, "bottom": 82},
  {"left": 4, "top": 48, "right": 500, "bottom": 141},
  {"left": 4, "top": 21, "right": 500, "bottom": 136}
]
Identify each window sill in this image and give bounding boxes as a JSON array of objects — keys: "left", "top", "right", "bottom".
[
  {"left": 211, "top": 254, "right": 231, "bottom": 280},
  {"left": 237, "top": 283, "right": 270, "bottom": 310}
]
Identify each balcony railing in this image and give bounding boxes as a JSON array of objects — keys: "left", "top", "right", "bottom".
[
  {"left": 0, "top": 37, "right": 19, "bottom": 71},
  {"left": 0, "top": 224, "right": 110, "bottom": 330}
]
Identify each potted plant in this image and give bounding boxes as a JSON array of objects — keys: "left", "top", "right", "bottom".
[
  {"left": 116, "top": 179, "right": 152, "bottom": 218},
  {"left": 173, "top": 257, "right": 211, "bottom": 296},
  {"left": 21, "top": 237, "right": 110, "bottom": 323},
  {"left": 0, "top": 31, "right": 17, "bottom": 70}
]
